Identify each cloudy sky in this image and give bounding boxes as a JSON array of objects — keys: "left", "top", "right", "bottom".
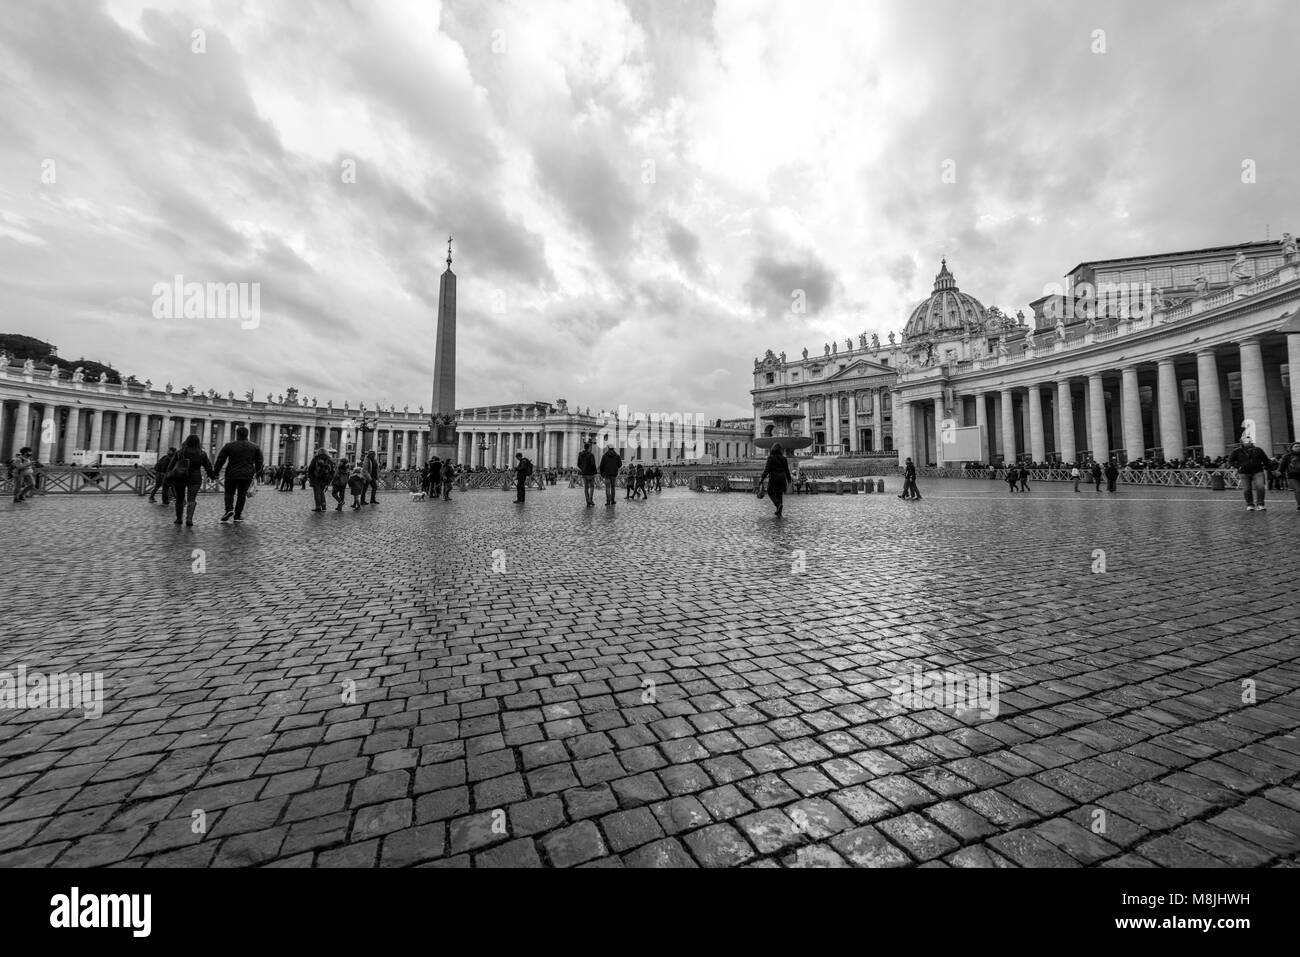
[{"left": 1, "top": 0, "right": 1296, "bottom": 417}]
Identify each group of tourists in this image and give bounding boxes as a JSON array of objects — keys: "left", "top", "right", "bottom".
[
  {"left": 145, "top": 434, "right": 388, "bottom": 523},
  {"left": 419, "top": 456, "right": 458, "bottom": 500}
]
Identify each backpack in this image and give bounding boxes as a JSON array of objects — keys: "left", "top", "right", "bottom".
[
  {"left": 167, "top": 450, "right": 190, "bottom": 482},
  {"left": 521, "top": 458, "right": 533, "bottom": 477},
  {"left": 1287, "top": 455, "right": 1300, "bottom": 478}
]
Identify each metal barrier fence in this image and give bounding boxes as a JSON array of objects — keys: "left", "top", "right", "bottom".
[{"left": 895, "top": 466, "right": 1248, "bottom": 489}]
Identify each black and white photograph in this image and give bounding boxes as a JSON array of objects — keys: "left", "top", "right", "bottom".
[{"left": 0, "top": 0, "right": 1295, "bottom": 940}]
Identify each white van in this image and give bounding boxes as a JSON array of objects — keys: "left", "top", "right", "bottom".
[{"left": 71, "top": 450, "right": 158, "bottom": 468}]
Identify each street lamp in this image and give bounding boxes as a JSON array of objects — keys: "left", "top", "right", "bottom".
[{"left": 278, "top": 426, "right": 301, "bottom": 466}]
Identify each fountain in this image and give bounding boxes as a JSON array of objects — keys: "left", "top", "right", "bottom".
[{"left": 755, "top": 404, "right": 813, "bottom": 452}]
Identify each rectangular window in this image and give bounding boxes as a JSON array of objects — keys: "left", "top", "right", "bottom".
[{"left": 765, "top": 373, "right": 774, "bottom": 384}]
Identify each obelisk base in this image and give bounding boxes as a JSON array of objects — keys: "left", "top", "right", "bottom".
[{"left": 430, "top": 415, "right": 458, "bottom": 465}]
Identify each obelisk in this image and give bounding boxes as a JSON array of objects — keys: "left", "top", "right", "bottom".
[{"left": 429, "top": 236, "right": 458, "bottom": 462}]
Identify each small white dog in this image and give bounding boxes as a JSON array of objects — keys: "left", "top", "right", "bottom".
[{"left": 409, "top": 490, "right": 427, "bottom": 501}]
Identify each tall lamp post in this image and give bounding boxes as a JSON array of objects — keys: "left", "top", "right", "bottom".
[{"left": 278, "top": 426, "right": 301, "bottom": 467}]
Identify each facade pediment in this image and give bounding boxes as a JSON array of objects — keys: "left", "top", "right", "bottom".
[{"left": 824, "top": 359, "right": 894, "bottom": 381}]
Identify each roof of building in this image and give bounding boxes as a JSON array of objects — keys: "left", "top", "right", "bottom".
[{"left": 1063, "top": 239, "right": 1279, "bottom": 277}]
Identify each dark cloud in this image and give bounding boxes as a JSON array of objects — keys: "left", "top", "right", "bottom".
[
  {"left": 665, "top": 220, "right": 702, "bottom": 276},
  {"left": 744, "top": 250, "right": 842, "bottom": 320}
]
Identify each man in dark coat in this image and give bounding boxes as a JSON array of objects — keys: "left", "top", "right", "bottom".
[
  {"left": 760, "top": 444, "right": 793, "bottom": 517},
  {"left": 577, "top": 441, "right": 597, "bottom": 507},
  {"left": 150, "top": 447, "right": 177, "bottom": 504},
  {"left": 598, "top": 444, "right": 622, "bottom": 507},
  {"left": 362, "top": 450, "right": 380, "bottom": 504},
  {"left": 1104, "top": 460, "right": 1120, "bottom": 493},
  {"left": 213, "top": 426, "right": 264, "bottom": 522},
  {"left": 307, "top": 447, "right": 335, "bottom": 512},
  {"left": 514, "top": 451, "right": 533, "bottom": 503}
]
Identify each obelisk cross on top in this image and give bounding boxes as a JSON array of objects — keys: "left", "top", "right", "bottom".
[{"left": 429, "top": 235, "right": 458, "bottom": 462}]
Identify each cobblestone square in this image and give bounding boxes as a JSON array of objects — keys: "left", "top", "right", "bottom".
[{"left": 2, "top": 481, "right": 1297, "bottom": 868}]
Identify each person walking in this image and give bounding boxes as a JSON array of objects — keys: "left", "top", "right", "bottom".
[
  {"left": 1104, "top": 460, "right": 1119, "bottom": 493},
  {"left": 759, "top": 443, "right": 793, "bottom": 517},
  {"left": 168, "top": 434, "right": 216, "bottom": 526},
  {"left": 362, "top": 450, "right": 380, "bottom": 504},
  {"left": 599, "top": 444, "right": 622, "bottom": 507},
  {"left": 1070, "top": 464, "right": 1081, "bottom": 493},
  {"left": 633, "top": 464, "right": 648, "bottom": 500},
  {"left": 1018, "top": 466, "right": 1030, "bottom": 492},
  {"left": 347, "top": 462, "right": 367, "bottom": 509},
  {"left": 9, "top": 447, "right": 36, "bottom": 503},
  {"left": 1228, "top": 437, "right": 1271, "bottom": 511},
  {"left": 1091, "top": 461, "right": 1103, "bottom": 492},
  {"left": 308, "top": 447, "right": 335, "bottom": 512},
  {"left": 513, "top": 451, "right": 533, "bottom": 503},
  {"left": 213, "top": 425, "right": 264, "bottom": 523},
  {"left": 150, "top": 446, "right": 177, "bottom": 504},
  {"left": 1277, "top": 442, "right": 1300, "bottom": 510},
  {"left": 577, "top": 441, "right": 598, "bottom": 507},
  {"left": 900, "top": 457, "right": 921, "bottom": 500},
  {"left": 429, "top": 456, "right": 441, "bottom": 501},
  {"left": 330, "top": 458, "right": 349, "bottom": 511},
  {"left": 1006, "top": 465, "right": 1019, "bottom": 493},
  {"left": 441, "top": 458, "right": 456, "bottom": 501}
]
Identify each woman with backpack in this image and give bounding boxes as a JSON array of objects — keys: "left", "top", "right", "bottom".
[{"left": 168, "top": 434, "right": 216, "bottom": 526}]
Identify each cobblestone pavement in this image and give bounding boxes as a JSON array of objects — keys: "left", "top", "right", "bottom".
[{"left": 2, "top": 479, "right": 1299, "bottom": 868}]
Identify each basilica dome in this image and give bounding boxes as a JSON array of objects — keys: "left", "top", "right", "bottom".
[{"left": 903, "top": 260, "right": 990, "bottom": 342}]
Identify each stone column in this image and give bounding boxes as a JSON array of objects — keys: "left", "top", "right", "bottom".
[
  {"left": 1087, "top": 373, "right": 1108, "bottom": 461},
  {"left": 931, "top": 396, "right": 944, "bottom": 465},
  {"left": 1156, "top": 359, "right": 1184, "bottom": 461},
  {"left": 11, "top": 400, "right": 31, "bottom": 455},
  {"left": 1120, "top": 367, "right": 1144, "bottom": 461},
  {"left": 999, "top": 388, "right": 1017, "bottom": 462},
  {"left": 895, "top": 398, "right": 913, "bottom": 465},
  {"left": 63, "top": 409, "right": 80, "bottom": 461},
  {"left": 38, "top": 405, "right": 58, "bottom": 463},
  {"left": 975, "top": 392, "right": 990, "bottom": 462},
  {"left": 871, "top": 390, "right": 883, "bottom": 450},
  {"left": 1238, "top": 338, "right": 1271, "bottom": 452},
  {"left": 111, "top": 410, "right": 127, "bottom": 452},
  {"left": 88, "top": 408, "right": 104, "bottom": 453},
  {"left": 1055, "top": 380, "right": 1075, "bottom": 463},
  {"left": 1289, "top": 334, "right": 1300, "bottom": 443},
  {"left": 1195, "top": 350, "right": 1225, "bottom": 458},
  {"left": 135, "top": 414, "right": 150, "bottom": 452},
  {"left": 1265, "top": 361, "right": 1288, "bottom": 452},
  {"left": 1027, "top": 384, "right": 1046, "bottom": 462}
]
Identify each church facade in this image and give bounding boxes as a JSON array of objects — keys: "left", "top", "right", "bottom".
[{"left": 752, "top": 236, "right": 1300, "bottom": 466}]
